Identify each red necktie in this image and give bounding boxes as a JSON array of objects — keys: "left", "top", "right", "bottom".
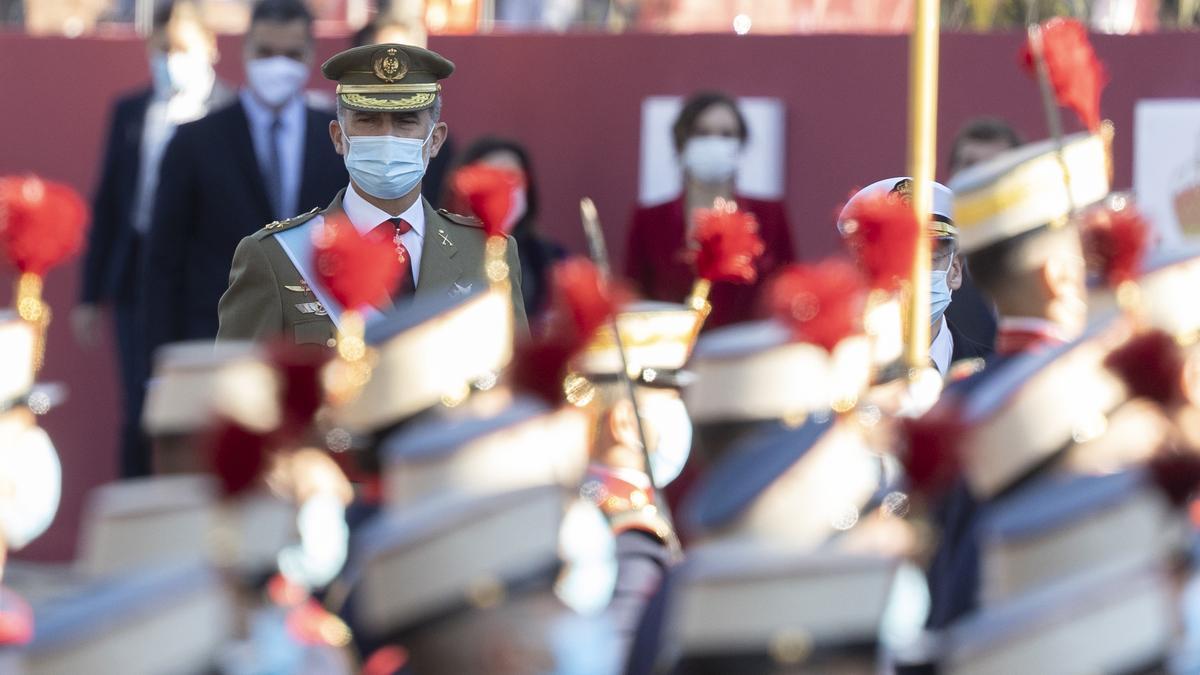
[{"left": 371, "top": 217, "right": 415, "bottom": 299}]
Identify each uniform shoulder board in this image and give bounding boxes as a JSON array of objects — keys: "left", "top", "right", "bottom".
[
  {"left": 436, "top": 208, "right": 483, "bottom": 228},
  {"left": 259, "top": 206, "right": 322, "bottom": 236}
]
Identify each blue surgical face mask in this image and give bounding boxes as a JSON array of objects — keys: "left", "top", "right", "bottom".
[
  {"left": 342, "top": 123, "right": 435, "bottom": 200},
  {"left": 930, "top": 254, "right": 954, "bottom": 326}
]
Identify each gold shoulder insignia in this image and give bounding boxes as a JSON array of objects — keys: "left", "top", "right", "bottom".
[
  {"left": 263, "top": 207, "right": 322, "bottom": 233},
  {"left": 436, "top": 208, "right": 483, "bottom": 228}
]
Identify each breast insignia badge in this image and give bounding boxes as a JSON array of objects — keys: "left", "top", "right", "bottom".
[{"left": 296, "top": 302, "right": 328, "bottom": 316}]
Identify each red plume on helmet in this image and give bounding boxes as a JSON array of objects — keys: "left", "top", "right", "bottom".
[
  {"left": 838, "top": 189, "right": 920, "bottom": 294},
  {"left": 268, "top": 341, "right": 331, "bottom": 441},
  {"left": 1080, "top": 199, "right": 1150, "bottom": 288},
  {"left": 688, "top": 200, "right": 765, "bottom": 285},
  {"left": 207, "top": 420, "right": 272, "bottom": 498},
  {"left": 900, "top": 400, "right": 966, "bottom": 497},
  {"left": 311, "top": 214, "right": 403, "bottom": 311},
  {"left": 0, "top": 589, "right": 34, "bottom": 646},
  {"left": 1020, "top": 18, "right": 1108, "bottom": 133},
  {"left": 512, "top": 257, "right": 629, "bottom": 403},
  {"left": 0, "top": 175, "right": 87, "bottom": 276},
  {"left": 1148, "top": 448, "right": 1200, "bottom": 508},
  {"left": 1104, "top": 330, "right": 1187, "bottom": 408},
  {"left": 765, "top": 258, "right": 866, "bottom": 353},
  {"left": 449, "top": 163, "right": 526, "bottom": 239}
]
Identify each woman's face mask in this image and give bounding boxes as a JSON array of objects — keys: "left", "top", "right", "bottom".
[{"left": 681, "top": 135, "right": 740, "bottom": 184}]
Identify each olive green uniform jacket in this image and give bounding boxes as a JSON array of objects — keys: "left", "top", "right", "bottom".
[{"left": 216, "top": 190, "right": 528, "bottom": 346}]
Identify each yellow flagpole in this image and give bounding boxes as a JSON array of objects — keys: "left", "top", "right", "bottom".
[{"left": 904, "top": 0, "right": 940, "bottom": 372}]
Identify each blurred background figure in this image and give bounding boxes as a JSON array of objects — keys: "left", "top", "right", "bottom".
[
  {"left": 447, "top": 136, "right": 567, "bottom": 317},
  {"left": 74, "top": 0, "right": 231, "bottom": 480},
  {"left": 143, "top": 0, "right": 347, "bottom": 398},
  {"left": 351, "top": 9, "right": 454, "bottom": 207},
  {"left": 948, "top": 117, "right": 1023, "bottom": 176},
  {"left": 938, "top": 116, "right": 1024, "bottom": 359},
  {"left": 352, "top": 5, "right": 427, "bottom": 47},
  {"left": 624, "top": 91, "right": 795, "bottom": 329}
]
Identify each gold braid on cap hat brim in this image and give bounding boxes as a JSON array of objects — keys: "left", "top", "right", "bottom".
[{"left": 339, "top": 92, "right": 437, "bottom": 111}]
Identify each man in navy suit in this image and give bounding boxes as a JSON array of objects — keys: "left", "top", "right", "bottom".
[
  {"left": 142, "top": 0, "right": 347, "bottom": 369},
  {"left": 74, "top": 1, "right": 233, "bottom": 478}
]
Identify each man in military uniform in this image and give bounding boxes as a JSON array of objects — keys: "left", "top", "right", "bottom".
[
  {"left": 921, "top": 131, "right": 1111, "bottom": 630},
  {"left": 216, "top": 43, "right": 527, "bottom": 346}
]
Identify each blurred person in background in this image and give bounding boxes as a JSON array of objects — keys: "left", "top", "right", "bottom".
[
  {"left": 938, "top": 116, "right": 1024, "bottom": 359},
  {"left": 948, "top": 117, "right": 1023, "bottom": 175},
  {"left": 74, "top": 0, "right": 233, "bottom": 479},
  {"left": 446, "top": 136, "right": 567, "bottom": 318},
  {"left": 624, "top": 91, "right": 795, "bottom": 329},
  {"left": 352, "top": 11, "right": 454, "bottom": 207},
  {"left": 143, "top": 0, "right": 347, "bottom": 374}
]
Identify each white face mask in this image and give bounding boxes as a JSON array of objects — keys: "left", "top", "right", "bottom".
[
  {"left": 930, "top": 253, "right": 954, "bottom": 326},
  {"left": 166, "top": 50, "right": 213, "bottom": 97},
  {"left": 342, "top": 124, "right": 435, "bottom": 200},
  {"left": 682, "top": 135, "right": 740, "bottom": 184},
  {"left": 245, "top": 56, "right": 309, "bottom": 108}
]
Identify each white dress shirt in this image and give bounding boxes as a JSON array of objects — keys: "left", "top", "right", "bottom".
[
  {"left": 240, "top": 90, "right": 305, "bottom": 220},
  {"left": 930, "top": 318, "right": 955, "bottom": 376},
  {"left": 342, "top": 182, "right": 426, "bottom": 284}
]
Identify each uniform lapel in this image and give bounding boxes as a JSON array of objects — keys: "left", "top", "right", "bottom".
[
  {"left": 274, "top": 189, "right": 382, "bottom": 330},
  {"left": 415, "top": 199, "right": 466, "bottom": 300}
]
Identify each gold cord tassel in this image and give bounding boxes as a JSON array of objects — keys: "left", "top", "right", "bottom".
[{"left": 15, "top": 273, "right": 50, "bottom": 373}]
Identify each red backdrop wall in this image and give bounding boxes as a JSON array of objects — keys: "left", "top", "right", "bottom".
[{"left": 2, "top": 30, "right": 1199, "bottom": 560}]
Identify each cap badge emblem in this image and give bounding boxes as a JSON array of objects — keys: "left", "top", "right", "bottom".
[{"left": 373, "top": 47, "right": 408, "bottom": 83}]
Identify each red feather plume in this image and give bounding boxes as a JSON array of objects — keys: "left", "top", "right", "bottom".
[
  {"left": 311, "top": 215, "right": 402, "bottom": 311},
  {"left": 899, "top": 401, "right": 966, "bottom": 496},
  {"left": 0, "top": 175, "right": 87, "bottom": 276},
  {"left": 208, "top": 420, "right": 270, "bottom": 497},
  {"left": 1147, "top": 448, "right": 1200, "bottom": 507},
  {"left": 450, "top": 163, "right": 526, "bottom": 238},
  {"left": 839, "top": 190, "right": 920, "bottom": 293},
  {"left": 0, "top": 589, "right": 33, "bottom": 646},
  {"left": 512, "top": 257, "right": 628, "bottom": 403},
  {"left": 1081, "top": 200, "right": 1150, "bottom": 287},
  {"left": 1020, "top": 18, "right": 1108, "bottom": 133},
  {"left": 1104, "top": 330, "right": 1187, "bottom": 407},
  {"left": 688, "top": 201, "right": 765, "bottom": 284},
  {"left": 267, "top": 341, "right": 330, "bottom": 440},
  {"left": 765, "top": 259, "right": 866, "bottom": 352}
]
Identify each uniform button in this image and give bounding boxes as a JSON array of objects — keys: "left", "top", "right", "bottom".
[{"left": 326, "top": 338, "right": 337, "bottom": 348}]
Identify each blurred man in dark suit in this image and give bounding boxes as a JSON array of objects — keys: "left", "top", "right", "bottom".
[
  {"left": 940, "top": 117, "right": 1024, "bottom": 358},
  {"left": 74, "top": 1, "right": 232, "bottom": 478},
  {"left": 143, "top": 0, "right": 347, "bottom": 372}
]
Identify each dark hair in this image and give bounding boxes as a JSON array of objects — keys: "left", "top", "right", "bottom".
[
  {"left": 671, "top": 91, "right": 748, "bottom": 154},
  {"left": 949, "top": 117, "right": 1023, "bottom": 171},
  {"left": 453, "top": 136, "right": 540, "bottom": 236},
  {"left": 250, "top": 0, "right": 314, "bottom": 29},
  {"left": 966, "top": 224, "right": 1050, "bottom": 298}
]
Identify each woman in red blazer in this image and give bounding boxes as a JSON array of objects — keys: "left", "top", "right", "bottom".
[{"left": 624, "top": 91, "right": 796, "bottom": 328}]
